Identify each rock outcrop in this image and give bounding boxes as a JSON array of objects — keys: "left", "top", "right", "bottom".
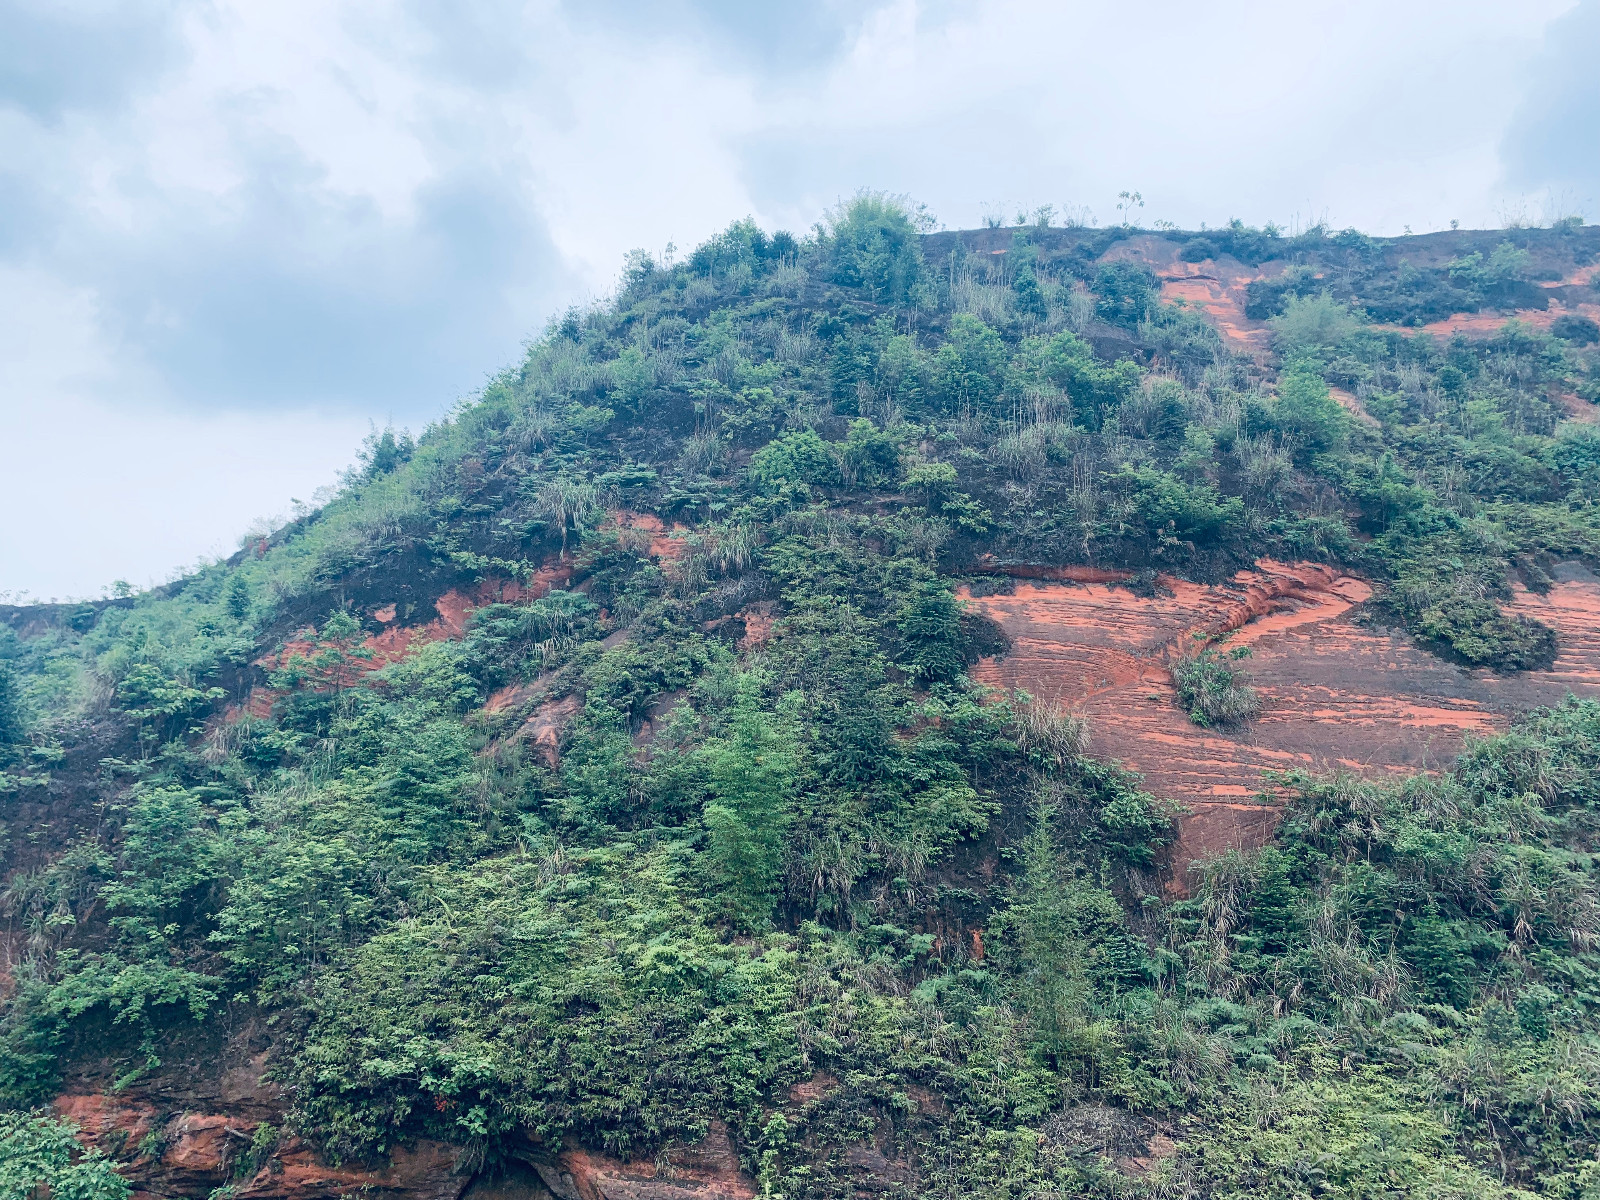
[
  {"left": 967, "top": 560, "right": 1600, "bottom": 890},
  {"left": 57, "top": 1092, "right": 758, "bottom": 1200}
]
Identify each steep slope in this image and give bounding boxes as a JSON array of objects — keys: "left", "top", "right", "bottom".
[{"left": 4, "top": 204, "right": 1600, "bottom": 1200}]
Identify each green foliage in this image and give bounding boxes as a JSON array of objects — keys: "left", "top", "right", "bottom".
[
  {"left": 7, "top": 213, "right": 1600, "bottom": 1196},
  {"left": 1170, "top": 644, "right": 1259, "bottom": 727},
  {"left": 931, "top": 315, "right": 1006, "bottom": 414},
  {"left": 285, "top": 846, "right": 805, "bottom": 1163},
  {"left": 358, "top": 426, "right": 415, "bottom": 481},
  {"left": 904, "top": 460, "right": 958, "bottom": 502},
  {"left": 1273, "top": 358, "right": 1349, "bottom": 454},
  {"left": 837, "top": 419, "right": 900, "bottom": 488},
  {"left": 1115, "top": 465, "right": 1245, "bottom": 548},
  {"left": 1268, "top": 291, "right": 1362, "bottom": 353},
  {"left": 114, "top": 664, "right": 226, "bottom": 742},
  {"left": 824, "top": 192, "right": 927, "bottom": 304},
  {"left": 897, "top": 581, "right": 968, "bottom": 686},
  {"left": 1016, "top": 331, "right": 1142, "bottom": 431},
  {"left": 1551, "top": 314, "right": 1600, "bottom": 346},
  {"left": 747, "top": 429, "right": 838, "bottom": 489},
  {"left": 1094, "top": 261, "right": 1158, "bottom": 326},
  {"left": 700, "top": 678, "right": 799, "bottom": 927},
  {"left": 0, "top": 1113, "right": 129, "bottom": 1200},
  {"left": 1416, "top": 596, "right": 1559, "bottom": 670},
  {"left": 0, "top": 663, "right": 24, "bottom": 764},
  {"left": 1448, "top": 240, "right": 1533, "bottom": 302}
]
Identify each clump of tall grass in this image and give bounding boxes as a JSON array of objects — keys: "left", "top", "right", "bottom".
[
  {"left": 1171, "top": 643, "right": 1259, "bottom": 727},
  {"left": 1014, "top": 695, "right": 1090, "bottom": 769}
]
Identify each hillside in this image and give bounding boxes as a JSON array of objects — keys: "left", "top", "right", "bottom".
[{"left": 4, "top": 199, "right": 1600, "bottom": 1200}]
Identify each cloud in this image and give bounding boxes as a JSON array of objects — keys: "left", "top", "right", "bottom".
[
  {"left": 564, "top": 0, "right": 882, "bottom": 76},
  {"left": 1501, "top": 0, "right": 1600, "bottom": 218},
  {"left": 0, "top": 0, "right": 185, "bottom": 121},
  {"left": 0, "top": 395, "right": 369, "bottom": 601},
  {"left": 2, "top": 1, "right": 578, "bottom": 416},
  {"left": 735, "top": 0, "right": 1574, "bottom": 237},
  {"left": 0, "top": 0, "right": 1592, "bottom": 595}
]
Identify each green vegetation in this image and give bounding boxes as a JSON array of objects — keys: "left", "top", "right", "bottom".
[
  {"left": 3, "top": 202, "right": 1600, "bottom": 1196},
  {"left": 0, "top": 1113, "right": 128, "bottom": 1200},
  {"left": 1171, "top": 643, "right": 1259, "bottom": 727}
]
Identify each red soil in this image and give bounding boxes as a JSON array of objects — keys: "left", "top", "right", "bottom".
[
  {"left": 552, "top": 1121, "right": 753, "bottom": 1200},
  {"left": 511, "top": 694, "right": 584, "bottom": 768},
  {"left": 1101, "top": 235, "right": 1600, "bottom": 354},
  {"left": 967, "top": 561, "right": 1600, "bottom": 890},
  {"left": 1100, "top": 235, "right": 1279, "bottom": 352},
  {"left": 1328, "top": 386, "right": 1378, "bottom": 425},
  {"left": 607, "top": 509, "right": 691, "bottom": 562},
  {"left": 230, "top": 566, "right": 576, "bottom": 723},
  {"left": 1398, "top": 303, "right": 1600, "bottom": 339},
  {"left": 737, "top": 603, "right": 777, "bottom": 651}
]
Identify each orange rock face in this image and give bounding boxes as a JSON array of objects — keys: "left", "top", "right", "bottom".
[
  {"left": 1100, "top": 234, "right": 1278, "bottom": 353},
  {"left": 967, "top": 561, "right": 1600, "bottom": 889},
  {"left": 606, "top": 510, "right": 691, "bottom": 563},
  {"left": 514, "top": 694, "right": 585, "bottom": 768},
  {"left": 543, "top": 1122, "right": 753, "bottom": 1200},
  {"left": 57, "top": 1091, "right": 758, "bottom": 1200},
  {"left": 55, "top": 1093, "right": 467, "bottom": 1200},
  {"left": 231, "top": 567, "right": 577, "bottom": 725}
]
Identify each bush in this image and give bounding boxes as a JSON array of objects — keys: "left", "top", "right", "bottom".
[
  {"left": 1269, "top": 291, "right": 1361, "bottom": 352},
  {"left": 1017, "top": 331, "right": 1141, "bottom": 430},
  {"left": 931, "top": 315, "right": 1006, "bottom": 414},
  {"left": 0, "top": 663, "right": 25, "bottom": 764},
  {"left": 1117, "top": 465, "right": 1245, "bottom": 546},
  {"left": 1416, "top": 598, "right": 1558, "bottom": 671},
  {"left": 1093, "top": 261, "right": 1158, "bottom": 326},
  {"left": 1551, "top": 314, "right": 1600, "bottom": 345},
  {"left": 1274, "top": 359, "right": 1349, "bottom": 455},
  {"left": 898, "top": 581, "right": 968, "bottom": 685},
  {"left": 0, "top": 1113, "right": 129, "bottom": 1200},
  {"left": 747, "top": 429, "right": 838, "bottom": 488},
  {"left": 1171, "top": 645, "right": 1259, "bottom": 726},
  {"left": 824, "top": 192, "right": 926, "bottom": 304},
  {"left": 837, "top": 419, "right": 900, "bottom": 488}
]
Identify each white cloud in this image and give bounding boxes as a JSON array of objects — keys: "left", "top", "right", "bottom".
[
  {"left": 1, "top": 397, "right": 368, "bottom": 601},
  {"left": 0, "top": 0, "right": 1591, "bottom": 595}
]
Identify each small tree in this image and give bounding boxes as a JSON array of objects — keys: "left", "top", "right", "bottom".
[
  {"left": 269, "top": 611, "right": 375, "bottom": 699},
  {"left": 0, "top": 663, "right": 24, "bottom": 765},
  {"left": 701, "top": 678, "right": 797, "bottom": 928},
  {"left": 224, "top": 574, "right": 252, "bottom": 623},
  {"left": 1116, "top": 190, "right": 1144, "bottom": 227},
  {"left": 898, "top": 582, "right": 968, "bottom": 686},
  {"left": 1171, "top": 643, "right": 1259, "bottom": 727}
]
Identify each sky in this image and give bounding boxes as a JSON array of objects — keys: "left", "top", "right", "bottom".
[{"left": 2, "top": 0, "right": 1596, "bottom": 599}]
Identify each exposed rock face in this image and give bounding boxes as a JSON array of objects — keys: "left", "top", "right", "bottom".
[
  {"left": 535, "top": 1122, "right": 753, "bottom": 1200},
  {"left": 1098, "top": 232, "right": 1600, "bottom": 352},
  {"left": 513, "top": 693, "right": 585, "bottom": 767},
  {"left": 234, "top": 569, "right": 573, "bottom": 722},
  {"left": 1101, "top": 234, "right": 1278, "bottom": 351},
  {"left": 606, "top": 511, "right": 691, "bottom": 563},
  {"left": 967, "top": 560, "right": 1600, "bottom": 890},
  {"left": 56, "top": 1092, "right": 757, "bottom": 1200}
]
